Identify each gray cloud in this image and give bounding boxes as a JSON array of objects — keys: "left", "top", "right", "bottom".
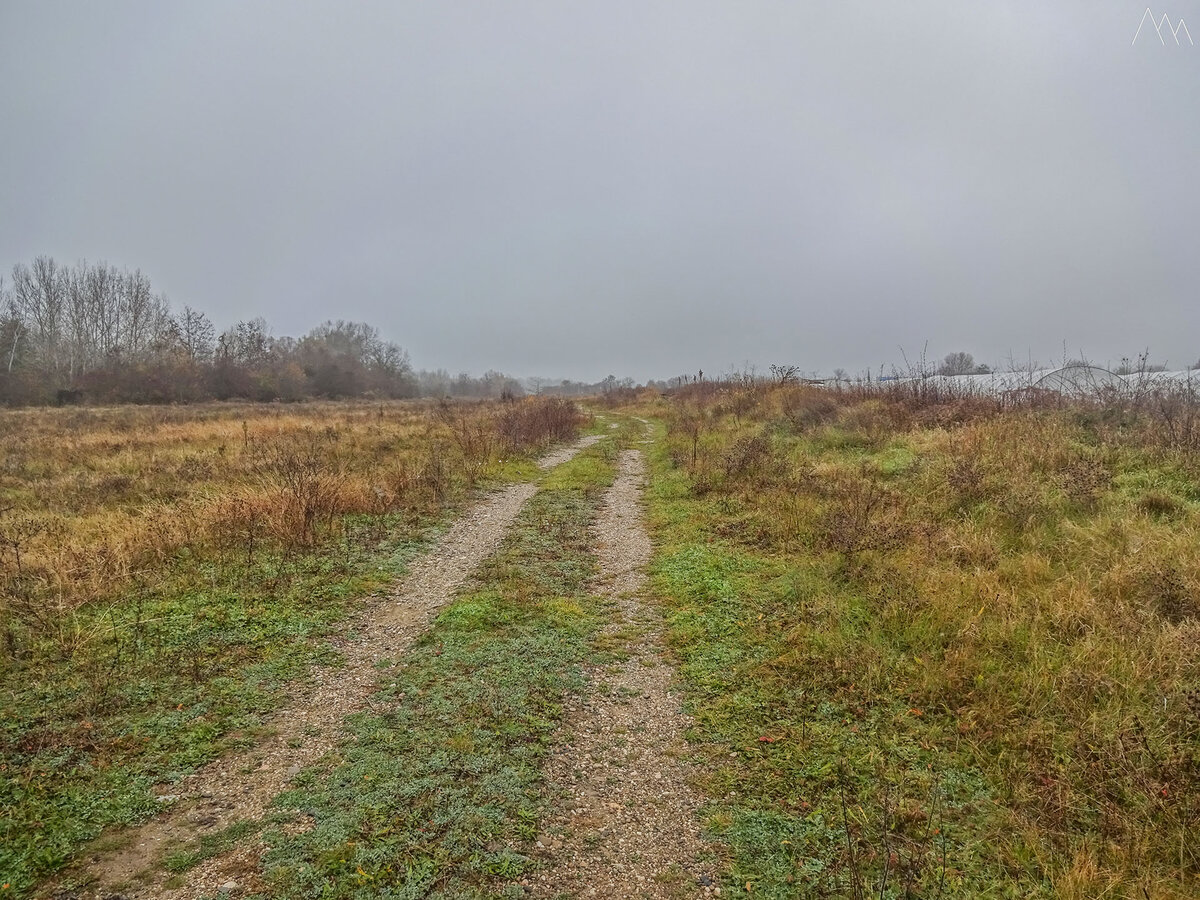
[{"left": 2, "top": 1, "right": 1197, "bottom": 381}]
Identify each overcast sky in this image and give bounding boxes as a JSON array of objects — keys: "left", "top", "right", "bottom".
[{"left": 1, "top": 2, "right": 1196, "bottom": 381}]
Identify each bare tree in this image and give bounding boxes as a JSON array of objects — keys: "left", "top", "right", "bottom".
[
  {"left": 11, "top": 258, "right": 68, "bottom": 377},
  {"left": 118, "top": 269, "right": 170, "bottom": 358},
  {"left": 938, "top": 351, "right": 978, "bottom": 376},
  {"left": 1, "top": 275, "right": 21, "bottom": 374},
  {"left": 174, "top": 306, "right": 216, "bottom": 362},
  {"left": 769, "top": 363, "right": 801, "bottom": 384},
  {"left": 219, "top": 318, "right": 273, "bottom": 365}
]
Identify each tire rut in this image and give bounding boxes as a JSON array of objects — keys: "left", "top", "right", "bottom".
[{"left": 527, "top": 448, "right": 717, "bottom": 900}]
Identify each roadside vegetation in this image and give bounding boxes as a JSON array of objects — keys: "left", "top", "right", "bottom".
[
  {"left": 0, "top": 396, "right": 583, "bottom": 896},
  {"left": 638, "top": 382, "right": 1200, "bottom": 898}
]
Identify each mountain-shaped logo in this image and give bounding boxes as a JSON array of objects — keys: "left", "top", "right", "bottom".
[{"left": 1132, "top": 7, "right": 1194, "bottom": 44}]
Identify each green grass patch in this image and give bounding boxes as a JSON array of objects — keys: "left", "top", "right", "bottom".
[{"left": 162, "top": 818, "right": 264, "bottom": 873}]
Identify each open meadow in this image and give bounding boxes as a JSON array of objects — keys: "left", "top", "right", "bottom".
[{"left": 2, "top": 386, "right": 1198, "bottom": 899}]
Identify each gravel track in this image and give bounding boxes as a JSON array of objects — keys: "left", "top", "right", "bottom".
[
  {"left": 527, "top": 448, "right": 717, "bottom": 900},
  {"left": 56, "top": 434, "right": 601, "bottom": 900}
]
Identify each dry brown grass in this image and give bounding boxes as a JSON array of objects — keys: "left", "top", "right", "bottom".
[{"left": 0, "top": 397, "right": 584, "bottom": 658}]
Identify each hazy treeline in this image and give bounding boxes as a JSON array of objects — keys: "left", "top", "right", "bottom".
[
  {"left": 1, "top": 255, "right": 656, "bottom": 407},
  {"left": 0, "top": 257, "right": 527, "bottom": 406},
  {"left": 414, "top": 372, "right": 642, "bottom": 400},
  {"left": 415, "top": 369, "right": 526, "bottom": 400}
]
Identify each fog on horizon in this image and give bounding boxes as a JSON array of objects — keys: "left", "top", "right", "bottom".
[{"left": 1, "top": 1, "right": 1197, "bottom": 383}]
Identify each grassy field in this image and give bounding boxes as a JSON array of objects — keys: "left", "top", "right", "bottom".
[
  {"left": 5, "top": 387, "right": 1199, "bottom": 899},
  {"left": 635, "top": 384, "right": 1200, "bottom": 898},
  {"left": 0, "top": 397, "right": 584, "bottom": 896}
]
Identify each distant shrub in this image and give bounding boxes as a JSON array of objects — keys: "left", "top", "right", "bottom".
[
  {"left": 778, "top": 387, "right": 838, "bottom": 431},
  {"left": 720, "top": 431, "right": 773, "bottom": 482},
  {"left": 494, "top": 396, "right": 583, "bottom": 452},
  {"left": 817, "top": 467, "right": 903, "bottom": 559}
]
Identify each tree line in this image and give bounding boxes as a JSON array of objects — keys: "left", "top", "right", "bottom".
[{"left": 0, "top": 257, "right": 528, "bottom": 405}]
